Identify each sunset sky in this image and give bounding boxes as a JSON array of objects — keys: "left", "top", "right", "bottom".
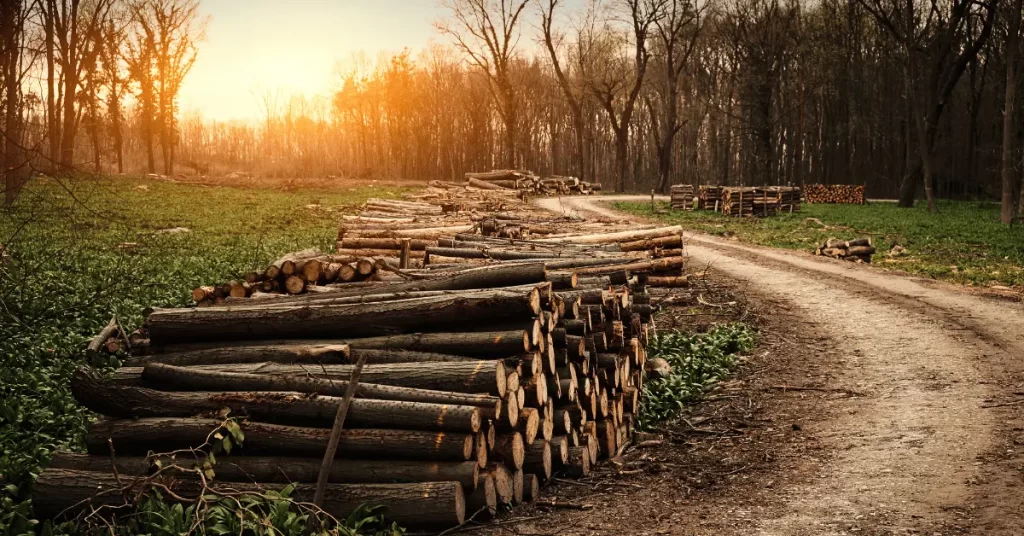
[{"left": 178, "top": 0, "right": 444, "bottom": 122}]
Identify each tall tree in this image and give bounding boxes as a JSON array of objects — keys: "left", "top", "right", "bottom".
[
  {"left": 1, "top": 0, "right": 31, "bottom": 204},
  {"left": 859, "top": 0, "right": 1001, "bottom": 210},
  {"left": 437, "top": 0, "right": 531, "bottom": 168},
  {"left": 1002, "top": 0, "right": 1022, "bottom": 223},
  {"left": 541, "top": 0, "right": 590, "bottom": 181}
]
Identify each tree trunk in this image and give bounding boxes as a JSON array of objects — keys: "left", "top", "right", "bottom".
[
  {"left": 32, "top": 468, "right": 465, "bottom": 527},
  {"left": 86, "top": 417, "right": 476, "bottom": 461},
  {"left": 49, "top": 452, "right": 480, "bottom": 490},
  {"left": 144, "top": 287, "right": 541, "bottom": 344},
  {"left": 73, "top": 367, "right": 484, "bottom": 432},
  {"left": 1003, "top": 0, "right": 1022, "bottom": 223}
]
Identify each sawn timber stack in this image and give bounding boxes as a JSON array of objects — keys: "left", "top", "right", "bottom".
[{"left": 36, "top": 190, "right": 683, "bottom": 531}]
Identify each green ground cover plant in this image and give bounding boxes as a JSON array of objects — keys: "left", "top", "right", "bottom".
[
  {"left": 0, "top": 176, "right": 411, "bottom": 534},
  {"left": 638, "top": 324, "right": 756, "bottom": 430},
  {"left": 616, "top": 200, "right": 1024, "bottom": 289}
]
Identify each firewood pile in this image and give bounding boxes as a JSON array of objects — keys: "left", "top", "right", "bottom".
[
  {"left": 698, "top": 185, "right": 722, "bottom": 210},
  {"left": 769, "top": 186, "right": 802, "bottom": 212},
  {"left": 814, "top": 237, "right": 875, "bottom": 262},
  {"left": 670, "top": 184, "right": 695, "bottom": 210},
  {"left": 38, "top": 194, "right": 687, "bottom": 530},
  {"left": 465, "top": 170, "right": 601, "bottom": 196},
  {"left": 803, "top": 184, "right": 865, "bottom": 204}
]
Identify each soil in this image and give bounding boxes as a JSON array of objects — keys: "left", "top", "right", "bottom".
[{"left": 465, "top": 196, "right": 1024, "bottom": 535}]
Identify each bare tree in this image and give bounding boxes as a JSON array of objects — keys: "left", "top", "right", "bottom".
[
  {"left": 437, "top": 0, "right": 531, "bottom": 168},
  {"left": 583, "top": 0, "right": 664, "bottom": 191},
  {"left": 859, "top": 0, "right": 1001, "bottom": 210},
  {"left": 646, "top": 0, "right": 703, "bottom": 192},
  {"left": 541, "top": 0, "right": 591, "bottom": 181},
  {"left": 1, "top": 0, "right": 33, "bottom": 204}
]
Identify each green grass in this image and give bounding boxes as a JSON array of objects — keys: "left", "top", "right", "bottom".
[
  {"left": 0, "top": 176, "right": 412, "bottom": 533},
  {"left": 638, "top": 324, "right": 756, "bottom": 431},
  {"left": 617, "top": 200, "right": 1024, "bottom": 288}
]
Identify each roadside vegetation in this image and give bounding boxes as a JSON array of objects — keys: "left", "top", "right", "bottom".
[
  {"left": 617, "top": 200, "right": 1024, "bottom": 289},
  {"left": 638, "top": 324, "right": 756, "bottom": 430},
  {"left": 0, "top": 176, "right": 410, "bottom": 533}
]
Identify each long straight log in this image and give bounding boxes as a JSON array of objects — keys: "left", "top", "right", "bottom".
[
  {"left": 124, "top": 343, "right": 351, "bottom": 367},
  {"left": 347, "top": 330, "right": 531, "bottom": 358},
  {"left": 117, "top": 360, "right": 508, "bottom": 396},
  {"left": 86, "top": 418, "right": 475, "bottom": 461},
  {"left": 571, "top": 256, "right": 684, "bottom": 276},
  {"left": 32, "top": 468, "right": 465, "bottom": 527},
  {"left": 49, "top": 452, "right": 480, "bottom": 490},
  {"left": 141, "top": 363, "right": 501, "bottom": 411},
  {"left": 73, "top": 368, "right": 483, "bottom": 432},
  {"left": 535, "top": 226, "right": 683, "bottom": 245},
  {"left": 144, "top": 288, "right": 541, "bottom": 344}
]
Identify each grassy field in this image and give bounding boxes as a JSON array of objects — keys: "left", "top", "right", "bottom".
[
  {"left": 617, "top": 200, "right": 1024, "bottom": 290},
  {"left": 0, "top": 176, "right": 411, "bottom": 532}
]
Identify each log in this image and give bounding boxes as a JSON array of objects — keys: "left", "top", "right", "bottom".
[
  {"left": 86, "top": 316, "right": 119, "bottom": 356},
  {"left": 465, "top": 474, "right": 497, "bottom": 517},
  {"left": 339, "top": 238, "right": 435, "bottom": 251},
  {"left": 124, "top": 343, "right": 351, "bottom": 367},
  {"left": 468, "top": 177, "right": 508, "bottom": 190},
  {"left": 571, "top": 256, "right": 684, "bottom": 276},
  {"left": 86, "top": 418, "right": 475, "bottom": 461},
  {"left": 482, "top": 465, "right": 513, "bottom": 504},
  {"left": 73, "top": 368, "right": 483, "bottom": 432},
  {"left": 523, "top": 473, "right": 540, "bottom": 502},
  {"left": 120, "top": 360, "right": 508, "bottom": 396},
  {"left": 562, "top": 446, "right": 590, "bottom": 477},
  {"left": 512, "top": 468, "right": 524, "bottom": 504},
  {"left": 646, "top": 275, "right": 690, "bottom": 288},
  {"left": 141, "top": 363, "right": 501, "bottom": 411},
  {"left": 32, "top": 468, "right": 465, "bottom": 527},
  {"left": 347, "top": 330, "right": 531, "bottom": 358},
  {"left": 618, "top": 234, "right": 683, "bottom": 251},
  {"left": 49, "top": 452, "right": 480, "bottom": 490},
  {"left": 523, "top": 440, "right": 552, "bottom": 480},
  {"left": 144, "top": 288, "right": 541, "bottom": 344},
  {"left": 491, "top": 433, "right": 525, "bottom": 469},
  {"left": 535, "top": 226, "right": 683, "bottom": 245}
]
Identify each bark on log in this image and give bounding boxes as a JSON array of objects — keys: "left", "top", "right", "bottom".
[
  {"left": 523, "top": 473, "right": 540, "bottom": 502},
  {"left": 49, "top": 452, "right": 479, "bottom": 490},
  {"left": 74, "top": 368, "right": 483, "bottom": 432},
  {"left": 144, "top": 288, "right": 541, "bottom": 344},
  {"left": 465, "top": 474, "right": 497, "bottom": 517},
  {"left": 571, "top": 257, "right": 684, "bottom": 276},
  {"left": 118, "top": 360, "right": 508, "bottom": 396},
  {"left": 491, "top": 433, "right": 525, "bottom": 469},
  {"left": 535, "top": 226, "right": 683, "bottom": 245},
  {"left": 141, "top": 363, "right": 501, "bottom": 411},
  {"left": 468, "top": 178, "right": 508, "bottom": 190},
  {"left": 32, "top": 468, "right": 465, "bottom": 527},
  {"left": 124, "top": 343, "right": 351, "bottom": 367},
  {"left": 86, "top": 418, "right": 475, "bottom": 461},
  {"left": 523, "top": 440, "right": 552, "bottom": 480},
  {"left": 347, "top": 330, "right": 531, "bottom": 358}
]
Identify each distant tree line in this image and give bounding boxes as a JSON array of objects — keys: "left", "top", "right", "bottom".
[{"left": 2, "top": 0, "right": 1022, "bottom": 219}]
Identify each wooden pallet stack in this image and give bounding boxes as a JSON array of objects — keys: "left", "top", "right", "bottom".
[
  {"left": 814, "top": 237, "right": 876, "bottom": 263},
  {"left": 670, "top": 184, "right": 695, "bottom": 210},
  {"left": 37, "top": 199, "right": 686, "bottom": 531},
  {"left": 803, "top": 184, "right": 865, "bottom": 204},
  {"left": 720, "top": 187, "right": 776, "bottom": 217},
  {"left": 698, "top": 185, "right": 722, "bottom": 211},
  {"left": 769, "top": 186, "right": 802, "bottom": 213}
]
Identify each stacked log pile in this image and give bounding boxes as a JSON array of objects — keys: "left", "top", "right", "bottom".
[
  {"left": 803, "top": 184, "right": 865, "bottom": 204},
  {"left": 465, "top": 170, "right": 600, "bottom": 196},
  {"left": 190, "top": 248, "right": 385, "bottom": 304},
  {"left": 698, "top": 185, "right": 722, "bottom": 210},
  {"left": 814, "top": 237, "right": 875, "bottom": 262},
  {"left": 769, "top": 186, "right": 802, "bottom": 213},
  {"left": 37, "top": 195, "right": 686, "bottom": 530},
  {"left": 670, "top": 184, "right": 695, "bottom": 210}
]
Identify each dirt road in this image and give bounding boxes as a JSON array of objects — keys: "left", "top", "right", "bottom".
[{"left": 535, "top": 196, "right": 1024, "bottom": 535}]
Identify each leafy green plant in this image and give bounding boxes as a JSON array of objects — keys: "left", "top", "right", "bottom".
[
  {"left": 0, "top": 176, "right": 412, "bottom": 533},
  {"left": 638, "top": 324, "right": 755, "bottom": 430}
]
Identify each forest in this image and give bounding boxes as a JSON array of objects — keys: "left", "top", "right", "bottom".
[{"left": 0, "top": 0, "right": 1022, "bottom": 219}]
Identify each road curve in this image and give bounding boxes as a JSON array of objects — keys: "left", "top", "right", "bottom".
[{"left": 536, "top": 194, "right": 1024, "bottom": 535}]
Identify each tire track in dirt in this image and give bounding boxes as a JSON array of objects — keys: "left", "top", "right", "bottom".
[{"left": 536, "top": 196, "right": 1024, "bottom": 534}]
